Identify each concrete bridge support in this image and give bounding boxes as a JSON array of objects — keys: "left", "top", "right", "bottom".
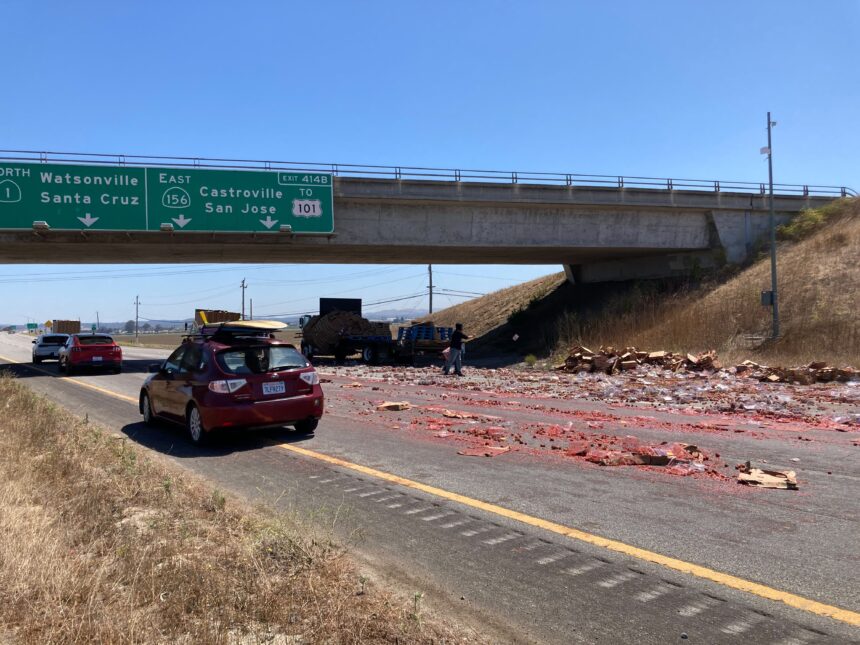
[{"left": 563, "top": 208, "right": 798, "bottom": 283}]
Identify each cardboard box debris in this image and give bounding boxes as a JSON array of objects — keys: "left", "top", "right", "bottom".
[
  {"left": 737, "top": 466, "right": 798, "bottom": 490},
  {"left": 457, "top": 446, "right": 510, "bottom": 458},
  {"left": 556, "top": 345, "right": 856, "bottom": 384},
  {"left": 441, "top": 409, "right": 481, "bottom": 419},
  {"left": 377, "top": 401, "right": 412, "bottom": 411},
  {"left": 558, "top": 345, "right": 722, "bottom": 375}
]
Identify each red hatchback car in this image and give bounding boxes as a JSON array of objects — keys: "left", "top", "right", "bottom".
[
  {"left": 139, "top": 323, "right": 323, "bottom": 444},
  {"left": 58, "top": 333, "right": 123, "bottom": 374}
]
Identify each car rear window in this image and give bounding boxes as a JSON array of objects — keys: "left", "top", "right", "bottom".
[
  {"left": 216, "top": 345, "right": 308, "bottom": 374},
  {"left": 41, "top": 335, "right": 68, "bottom": 345},
  {"left": 78, "top": 335, "right": 114, "bottom": 345}
]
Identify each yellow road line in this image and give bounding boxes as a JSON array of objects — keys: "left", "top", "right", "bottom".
[
  {"left": 278, "top": 443, "right": 860, "bottom": 628},
  {"left": 2, "top": 352, "right": 856, "bottom": 627},
  {"left": 0, "top": 354, "right": 139, "bottom": 404}
]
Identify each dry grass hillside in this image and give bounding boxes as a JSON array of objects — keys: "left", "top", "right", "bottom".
[
  {"left": 431, "top": 197, "right": 860, "bottom": 366},
  {"left": 426, "top": 273, "right": 566, "bottom": 339},
  {"left": 584, "top": 197, "right": 859, "bottom": 365}
]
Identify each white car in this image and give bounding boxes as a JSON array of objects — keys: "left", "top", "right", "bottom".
[{"left": 32, "top": 334, "right": 70, "bottom": 363}]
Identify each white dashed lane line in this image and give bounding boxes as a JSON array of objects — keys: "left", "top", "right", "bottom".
[
  {"left": 483, "top": 532, "right": 520, "bottom": 546},
  {"left": 564, "top": 561, "right": 604, "bottom": 577},
  {"left": 536, "top": 551, "right": 572, "bottom": 566}
]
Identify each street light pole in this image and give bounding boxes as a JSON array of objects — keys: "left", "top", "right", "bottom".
[
  {"left": 766, "top": 112, "right": 779, "bottom": 339},
  {"left": 428, "top": 264, "right": 433, "bottom": 314}
]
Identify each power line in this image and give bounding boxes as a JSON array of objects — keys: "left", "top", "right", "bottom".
[
  {"left": 435, "top": 288, "right": 486, "bottom": 297},
  {"left": 143, "top": 285, "right": 238, "bottom": 307},
  {"left": 0, "top": 264, "right": 272, "bottom": 285},
  {"left": 434, "top": 270, "right": 542, "bottom": 281},
  {"left": 0, "top": 263, "right": 221, "bottom": 279},
  {"left": 254, "top": 291, "right": 428, "bottom": 319},
  {"left": 252, "top": 272, "right": 427, "bottom": 310},
  {"left": 252, "top": 265, "right": 403, "bottom": 285}
]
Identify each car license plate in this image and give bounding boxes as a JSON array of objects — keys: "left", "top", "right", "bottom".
[
  {"left": 262, "top": 381, "right": 285, "bottom": 396},
  {"left": 92, "top": 356, "right": 103, "bottom": 362}
]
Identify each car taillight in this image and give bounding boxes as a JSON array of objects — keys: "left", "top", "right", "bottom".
[
  {"left": 208, "top": 379, "right": 247, "bottom": 394},
  {"left": 71, "top": 347, "right": 82, "bottom": 353},
  {"left": 299, "top": 371, "right": 319, "bottom": 386}
]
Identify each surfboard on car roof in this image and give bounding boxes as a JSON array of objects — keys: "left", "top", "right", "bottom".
[{"left": 213, "top": 320, "right": 287, "bottom": 331}]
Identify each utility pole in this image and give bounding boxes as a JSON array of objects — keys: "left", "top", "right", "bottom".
[
  {"left": 428, "top": 264, "right": 433, "bottom": 314},
  {"left": 134, "top": 296, "right": 140, "bottom": 341},
  {"left": 95, "top": 311, "right": 99, "bottom": 331},
  {"left": 241, "top": 278, "right": 247, "bottom": 320},
  {"left": 766, "top": 112, "right": 780, "bottom": 339},
  {"left": 250, "top": 298, "right": 253, "bottom": 320}
]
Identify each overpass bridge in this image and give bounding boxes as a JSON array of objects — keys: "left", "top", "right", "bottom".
[{"left": 0, "top": 151, "right": 852, "bottom": 282}]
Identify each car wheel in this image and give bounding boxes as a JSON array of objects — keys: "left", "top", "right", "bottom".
[
  {"left": 65, "top": 362, "right": 75, "bottom": 376},
  {"left": 293, "top": 418, "right": 318, "bottom": 435},
  {"left": 187, "top": 404, "right": 206, "bottom": 445},
  {"left": 57, "top": 359, "right": 65, "bottom": 373},
  {"left": 141, "top": 392, "right": 155, "bottom": 426},
  {"left": 114, "top": 365, "right": 122, "bottom": 374},
  {"left": 362, "top": 346, "right": 379, "bottom": 365}
]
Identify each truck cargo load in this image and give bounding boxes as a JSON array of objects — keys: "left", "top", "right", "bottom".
[
  {"left": 195, "top": 309, "right": 241, "bottom": 327},
  {"left": 299, "top": 300, "right": 453, "bottom": 364},
  {"left": 52, "top": 320, "right": 81, "bottom": 334}
]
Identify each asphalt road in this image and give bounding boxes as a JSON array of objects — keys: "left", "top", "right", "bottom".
[{"left": 1, "top": 333, "right": 858, "bottom": 644}]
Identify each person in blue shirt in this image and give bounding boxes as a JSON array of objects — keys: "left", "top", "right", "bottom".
[{"left": 442, "top": 323, "right": 469, "bottom": 376}]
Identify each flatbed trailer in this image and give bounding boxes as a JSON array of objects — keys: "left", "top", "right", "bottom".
[{"left": 304, "top": 324, "right": 454, "bottom": 364}]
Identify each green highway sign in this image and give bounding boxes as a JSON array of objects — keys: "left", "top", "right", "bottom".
[{"left": 0, "top": 162, "right": 334, "bottom": 233}]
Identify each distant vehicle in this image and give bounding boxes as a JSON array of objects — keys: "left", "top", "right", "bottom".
[
  {"left": 58, "top": 334, "right": 123, "bottom": 375},
  {"left": 139, "top": 320, "right": 323, "bottom": 445},
  {"left": 31, "top": 333, "right": 69, "bottom": 363}
]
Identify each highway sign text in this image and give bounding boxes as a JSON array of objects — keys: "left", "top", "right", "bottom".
[{"left": 0, "top": 162, "right": 334, "bottom": 233}]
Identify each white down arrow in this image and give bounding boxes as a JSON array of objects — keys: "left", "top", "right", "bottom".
[{"left": 77, "top": 213, "right": 99, "bottom": 227}]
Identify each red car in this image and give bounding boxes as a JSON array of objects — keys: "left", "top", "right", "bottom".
[
  {"left": 58, "top": 333, "right": 123, "bottom": 374},
  {"left": 139, "top": 322, "right": 323, "bottom": 444}
]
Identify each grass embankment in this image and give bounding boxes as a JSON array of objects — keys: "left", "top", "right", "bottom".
[
  {"left": 433, "top": 197, "right": 859, "bottom": 366},
  {"left": 569, "top": 197, "right": 860, "bottom": 365},
  {"left": 0, "top": 375, "right": 478, "bottom": 644},
  {"left": 426, "top": 273, "right": 565, "bottom": 339}
]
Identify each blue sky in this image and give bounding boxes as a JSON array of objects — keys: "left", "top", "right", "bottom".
[{"left": 1, "top": 1, "right": 858, "bottom": 324}]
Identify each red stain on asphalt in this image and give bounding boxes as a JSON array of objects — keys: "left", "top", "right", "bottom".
[{"left": 313, "top": 364, "right": 858, "bottom": 490}]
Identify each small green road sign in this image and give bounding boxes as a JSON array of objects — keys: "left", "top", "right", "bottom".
[
  {"left": 91, "top": 323, "right": 97, "bottom": 332},
  {"left": 0, "top": 162, "right": 334, "bottom": 233},
  {"left": 26, "top": 323, "right": 37, "bottom": 331}
]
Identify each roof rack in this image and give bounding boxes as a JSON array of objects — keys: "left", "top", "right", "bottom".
[{"left": 181, "top": 320, "right": 286, "bottom": 343}]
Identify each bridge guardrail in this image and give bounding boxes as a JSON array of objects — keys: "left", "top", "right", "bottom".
[{"left": 0, "top": 149, "right": 854, "bottom": 198}]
